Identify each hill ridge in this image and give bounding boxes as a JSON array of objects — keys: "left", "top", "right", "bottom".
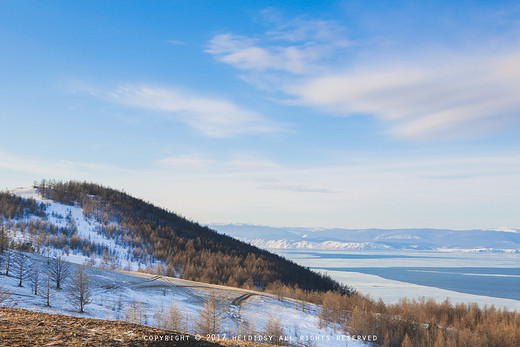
[{"left": 1, "top": 180, "right": 349, "bottom": 295}]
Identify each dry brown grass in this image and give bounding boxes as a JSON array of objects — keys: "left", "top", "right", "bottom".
[{"left": 0, "top": 307, "right": 269, "bottom": 347}]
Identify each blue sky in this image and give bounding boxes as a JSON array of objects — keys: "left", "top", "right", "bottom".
[{"left": 1, "top": 0, "right": 519, "bottom": 229}]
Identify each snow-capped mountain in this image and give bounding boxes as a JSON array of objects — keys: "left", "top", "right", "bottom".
[{"left": 211, "top": 224, "right": 520, "bottom": 252}]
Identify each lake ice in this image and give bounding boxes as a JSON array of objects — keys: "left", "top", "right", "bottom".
[{"left": 274, "top": 250, "right": 520, "bottom": 311}]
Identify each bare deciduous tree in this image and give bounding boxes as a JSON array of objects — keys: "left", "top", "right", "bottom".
[
  {"left": 124, "top": 300, "right": 144, "bottom": 325},
  {"left": 195, "top": 293, "right": 227, "bottom": 335},
  {"left": 29, "top": 260, "right": 42, "bottom": 295},
  {"left": 165, "top": 301, "right": 184, "bottom": 331},
  {"left": 39, "top": 251, "right": 55, "bottom": 306},
  {"left": 0, "top": 251, "right": 4, "bottom": 275},
  {"left": 12, "top": 251, "right": 30, "bottom": 287},
  {"left": 0, "top": 285, "right": 10, "bottom": 305},
  {"left": 263, "top": 315, "right": 286, "bottom": 346},
  {"left": 39, "top": 269, "right": 54, "bottom": 307},
  {"left": 3, "top": 248, "right": 12, "bottom": 276},
  {"left": 49, "top": 255, "right": 70, "bottom": 290},
  {"left": 153, "top": 304, "right": 166, "bottom": 329},
  {"left": 67, "top": 266, "right": 93, "bottom": 313}
]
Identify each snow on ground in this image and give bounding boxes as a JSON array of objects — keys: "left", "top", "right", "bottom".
[
  {"left": 10, "top": 187, "right": 46, "bottom": 201},
  {"left": 0, "top": 253, "right": 370, "bottom": 347},
  {"left": 2, "top": 188, "right": 373, "bottom": 345},
  {"left": 240, "top": 295, "right": 370, "bottom": 346},
  {"left": 9, "top": 187, "right": 150, "bottom": 271},
  {"left": 43, "top": 199, "right": 142, "bottom": 270},
  {"left": 0, "top": 253, "right": 208, "bottom": 326}
]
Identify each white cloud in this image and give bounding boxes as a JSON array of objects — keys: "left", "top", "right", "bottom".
[
  {"left": 207, "top": 34, "right": 308, "bottom": 74},
  {"left": 206, "top": 19, "right": 350, "bottom": 75},
  {"left": 206, "top": 12, "right": 520, "bottom": 140},
  {"left": 291, "top": 52, "right": 520, "bottom": 139},
  {"left": 108, "top": 85, "right": 281, "bottom": 137}
]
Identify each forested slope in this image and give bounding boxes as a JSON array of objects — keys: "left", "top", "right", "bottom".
[
  {"left": 2, "top": 181, "right": 520, "bottom": 346},
  {"left": 1, "top": 180, "right": 348, "bottom": 295}
]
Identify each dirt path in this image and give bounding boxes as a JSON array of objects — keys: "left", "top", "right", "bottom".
[
  {"left": 127, "top": 272, "right": 262, "bottom": 314},
  {"left": 125, "top": 273, "right": 263, "bottom": 332}
]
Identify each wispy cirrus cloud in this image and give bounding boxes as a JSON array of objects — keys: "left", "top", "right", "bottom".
[
  {"left": 206, "top": 18, "right": 350, "bottom": 75},
  {"left": 291, "top": 52, "right": 520, "bottom": 139},
  {"left": 108, "top": 85, "right": 282, "bottom": 137},
  {"left": 206, "top": 11, "right": 520, "bottom": 140}
]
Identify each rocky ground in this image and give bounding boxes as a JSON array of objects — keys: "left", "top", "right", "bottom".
[{"left": 0, "top": 307, "right": 266, "bottom": 346}]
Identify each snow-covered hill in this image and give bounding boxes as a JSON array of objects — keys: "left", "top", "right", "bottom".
[
  {"left": 8, "top": 187, "right": 156, "bottom": 271},
  {"left": 0, "top": 186, "right": 371, "bottom": 346},
  {"left": 211, "top": 224, "right": 520, "bottom": 252},
  {"left": 0, "top": 253, "right": 368, "bottom": 347}
]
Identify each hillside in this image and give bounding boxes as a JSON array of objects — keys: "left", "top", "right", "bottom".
[
  {"left": 0, "top": 180, "right": 348, "bottom": 295},
  {"left": 0, "top": 251, "right": 367, "bottom": 347},
  {"left": 2, "top": 181, "right": 520, "bottom": 347},
  {"left": 0, "top": 181, "right": 371, "bottom": 347}
]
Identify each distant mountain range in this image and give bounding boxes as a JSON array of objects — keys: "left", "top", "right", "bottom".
[{"left": 210, "top": 224, "right": 520, "bottom": 252}]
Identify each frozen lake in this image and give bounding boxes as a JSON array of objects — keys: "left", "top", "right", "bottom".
[{"left": 274, "top": 249, "right": 520, "bottom": 311}]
